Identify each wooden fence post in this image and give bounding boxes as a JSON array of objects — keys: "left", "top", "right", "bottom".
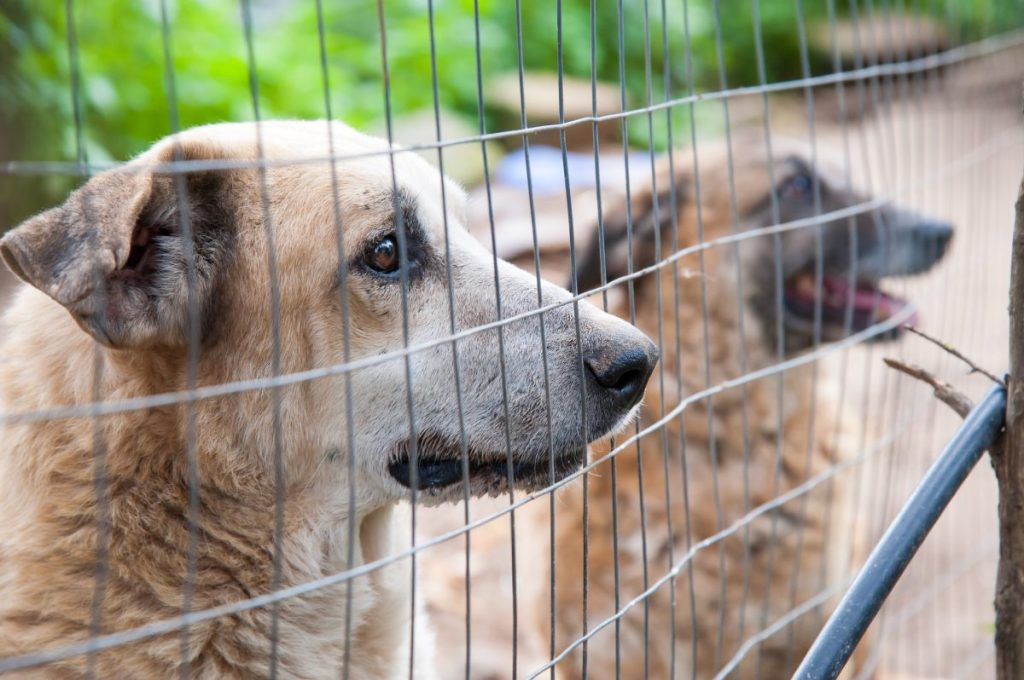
[{"left": 995, "top": 109, "right": 1024, "bottom": 679}]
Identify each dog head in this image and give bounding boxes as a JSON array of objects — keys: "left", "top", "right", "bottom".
[
  {"left": 1, "top": 121, "right": 658, "bottom": 506},
  {"left": 574, "top": 142, "right": 953, "bottom": 355}
]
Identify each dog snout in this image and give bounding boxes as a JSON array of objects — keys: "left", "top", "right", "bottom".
[
  {"left": 912, "top": 220, "right": 954, "bottom": 260},
  {"left": 585, "top": 338, "right": 659, "bottom": 410}
]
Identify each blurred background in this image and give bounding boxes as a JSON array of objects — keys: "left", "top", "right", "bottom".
[
  {"left": 3, "top": 3, "right": 1024, "bottom": 678},
  {"left": 2, "top": 0, "right": 1021, "bottom": 228}
]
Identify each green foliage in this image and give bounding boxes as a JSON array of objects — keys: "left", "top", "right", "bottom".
[{"left": 1, "top": 0, "right": 1021, "bottom": 225}]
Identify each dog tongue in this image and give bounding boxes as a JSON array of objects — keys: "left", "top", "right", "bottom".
[
  {"left": 788, "top": 273, "right": 917, "bottom": 326},
  {"left": 825, "top": 276, "right": 885, "bottom": 311}
]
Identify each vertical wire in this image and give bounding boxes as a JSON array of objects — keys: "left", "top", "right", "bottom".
[
  {"left": 951, "top": 63, "right": 992, "bottom": 675},
  {"left": 933, "top": 2, "right": 962, "bottom": 667},
  {"left": 708, "top": 2, "right": 756, "bottom": 660},
  {"left": 876, "top": 9, "right": 922, "bottom": 604},
  {"left": 890, "top": 0, "right": 915, "bottom": 189},
  {"left": 676, "top": 398, "right": 700, "bottom": 680},
  {"left": 611, "top": 1, "right": 633, "bottom": 673},
  {"left": 373, "top": 3, "right": 425, "bottom": 677},
  {"left": 780, "top": 0, "right": 828, "bottom": 671},
  {"left": 857, "top": 0, "right": 903, "bottom": 607},
  {"left": 507, "top": 2, "right": 558, "bottom": 676},
  {"left": 85, "top": 239, "right": 108, "bottom": 680},
  {"left": 879, "top": 0, "right": 905, "bottom": 188},
  {"left": 238, "top": 4, "right": 287, "bottom": 676},
  {"left": 856, "top": 0, "right": 897, "bottom": 569},
  {"left": 869, "top": 363, "right": 901, "bottom": 650},
  {"left": 672, "top": 4, "right": 704, "bottom": 675},
  {"left": 64, "top": 0, "right": 85, "bottom": 174},
  {"left": 656, "top": 0, "right": 683, "bottom": 676},
  {"left": 64, "top": 3, "right": 107, "bottom": 677},
  {"left": 422, "top": 3, "right": 475, "bottom": 678},
  {"left": 580, "top": 1, "right": 604, "bottom": 673},
  {"left": 635, "top": 0, "right": 660, "bottom": 674},
  {"left": 949, "top": 42, "right": 997, "bottom": 674},
  {"left": 900, "top": 1, "right": 930, "bottom": 668},
  {"left": 835, "top": 3, "right": 901, "bottom": 667},
  {"left": 678, "top": 0, "right": 731, "bottom": 670},
  {"left": 918, "top": 1, "right": 957, "bottom": 671},
  {"left": 553, "top": 7, "right": 579, "bottom": 678},
  {"left": 554, "top": 0, "right": 601, "bottom": 666},
  {"left": 839, "top": 3, "right": 886, "bottom": 634},
  {"left": 747, "top": 0, "right": 788, "bottom": 673},
  {"left": 467, "top": 2, "right": 522, "bottom": 675},
  {"left": 155, "top": 4, "right": 204, "bottom": 677},
  {"left": 903, "top": 2, "right": 943, "bottom": 669},
  {"left": 310, "top": 5, "right": 360, "bottom": 679},
  {"left": 842, "top": 1, "right": 905, "bottom": 665},
  {"left": 861, "top": 0, "right": 897, "bottom": 193},
  {"left": 814, "top": 0, "right": 865, "bottom": 644},
  {"left": 829, "top": 11, "right": 901, "bottom": 671}
]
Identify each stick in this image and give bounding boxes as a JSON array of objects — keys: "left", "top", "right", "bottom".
[
  {"left": 903, "top": 325, "right": 1005, "bottom": 387},
  {"left": 883, "top": 358, "right": 974, "bottom": 418}
]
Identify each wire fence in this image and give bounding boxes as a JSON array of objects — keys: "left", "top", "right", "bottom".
[{"left": 0, "top": 1, "right": 1021, "bottom": 679}]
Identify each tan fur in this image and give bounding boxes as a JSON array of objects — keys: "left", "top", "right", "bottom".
[
  {"left": 0, "top": 121, "right": 657, "bottom": 678},
  {"left": 540, "top": 143, "right": 880, "bottom": 679}
]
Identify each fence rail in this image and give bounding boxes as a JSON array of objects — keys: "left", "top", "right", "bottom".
[
  {"left": 0, "top": 3, "right": 1020, "bottom": 679},
  {"left": 796, "top": 383, "right": 1007, "bottom": 679}
]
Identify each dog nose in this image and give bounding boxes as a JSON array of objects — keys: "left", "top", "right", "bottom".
[
  {"left": 913, "top": 220, "right": 953, "bottom": 258},
  {"left": 585, "top": 342, "right": 659, "bottom": 409}
]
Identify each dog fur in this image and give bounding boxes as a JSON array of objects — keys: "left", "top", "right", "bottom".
[
  {"left": 0, "top": 121, "right": 658, "bottom": 678},
  {"left": 540, "top": 140, "right": 952, "bottom": 679}
]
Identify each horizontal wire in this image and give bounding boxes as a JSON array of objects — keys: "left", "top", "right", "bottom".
[
  {"left": 1, "top": 25, "right": 1017, "bottom": 680},
  {"left": 883, "top": 541, "right": 997, "bottom": 632},
  {"left": 1, "top": 125, "right": 1018, "bottom": 428},
  {"left": 720, "top": 540, "right": 999, "bottom": 680},
  {"left": 712, "top": 578, "right": 854, "bottom": 680},
  {"left": 1, "top": 29, "right": 1022, "bottom": 178},
  {"left": 952, "top": 641, "right": 995, "bottom": 679},
  {"left": 0, "top": 304, "right": 916, "bottom": 674},
  {"left": 527, "top": 415, "right": 920, "bottom": 679}
]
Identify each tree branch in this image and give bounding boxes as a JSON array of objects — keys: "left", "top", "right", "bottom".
[
  {"left": 883, "top": 358, "right": 974, "bottom": 418},
  {"left": 903, "top": 324, "right": 1005, "bottom": 387}
]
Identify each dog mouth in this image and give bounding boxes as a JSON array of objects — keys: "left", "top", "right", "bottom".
[
  {"left": 388, "top": 433, "right": 585, "bottom": 496},
  {"left": 784, "top": 271, "right": 918, "bottom": 333}
]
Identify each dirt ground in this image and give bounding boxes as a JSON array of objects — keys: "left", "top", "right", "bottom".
[{"left": 415, "top": 42, "right": 1024, "bottom": 679}]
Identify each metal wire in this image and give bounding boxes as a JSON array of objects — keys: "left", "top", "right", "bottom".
[
  {"left": 530, "top": 417, "right": 921, "bottom": 680},
  {"left": 4, "top": 128, "right": 1012, "bottom": 429},
  {"left": 0, "top": 300, "right": 922, "bottom": 674},
  {"left": 2, "top": 29, "right": 1020, "bottom": 179},
  {"left": 0, "top": 6, "right": 1019, "bottom": 680}
]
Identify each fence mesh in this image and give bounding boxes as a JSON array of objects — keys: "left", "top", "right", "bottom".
[{"left": 0, "top": 1, "right": 1021, "bottom": 679}]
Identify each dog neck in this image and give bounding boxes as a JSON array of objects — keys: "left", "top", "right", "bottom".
[{"left": 0, "top": 289, "right": 413, "bottom": 678}]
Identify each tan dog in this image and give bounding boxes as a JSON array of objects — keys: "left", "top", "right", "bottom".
[
  {"left": 0, "top": 121, "right": 659, "bottom": 678},
  {"left": 541, "top": 142, "right": 953, "bottom": 678}
]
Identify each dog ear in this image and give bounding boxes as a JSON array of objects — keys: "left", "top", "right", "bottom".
[
  {"left": 572, "top": 177, "right": 686, "bottom": 293},
  {"left": 0, "top": 142, "right": 234, "bottom": 349}
]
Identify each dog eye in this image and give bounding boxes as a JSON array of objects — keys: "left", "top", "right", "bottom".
[
  {"left": 365, "top": 234, "right": 400, "bottom": 275},
  {"left": 779, "top": 173, "right": 812, "bottom": 199}
]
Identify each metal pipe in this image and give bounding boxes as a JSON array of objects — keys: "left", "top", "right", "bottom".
[{"left": 794, "top": 383, "right": 1007, "bottom": 680}]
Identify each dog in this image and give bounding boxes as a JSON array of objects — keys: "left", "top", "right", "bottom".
[
  {"left": 540, "top": 140, "right": 953, "bottom": 678},
  {"left": 0, "top": 121, "right": 659, "bottom": 679}
]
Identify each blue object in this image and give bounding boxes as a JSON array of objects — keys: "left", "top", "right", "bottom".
[
  {"left": 794, "top": 382, "right": 1007, "bottom": 679},
  {"left": 494, "top": 145, "right": 653, "bottom": 195}
]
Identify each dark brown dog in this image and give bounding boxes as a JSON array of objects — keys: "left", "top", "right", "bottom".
[{"left": 542, "top": 140, "right": 952, "bottom": 679}]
